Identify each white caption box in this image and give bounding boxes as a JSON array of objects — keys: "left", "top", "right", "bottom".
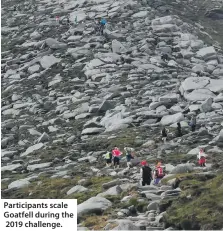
[{"left": 1, "top": 199, "right": 77, "bottom": 231}]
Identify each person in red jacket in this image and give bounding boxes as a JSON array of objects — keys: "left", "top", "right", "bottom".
[
  {"left": 112, "top": 147, "right": 122, "bottom": 169},
  {"left": 199, "top": 156, "right": 206, "bottom": 167},
  {"left": 153, "top": 162, "right": 165, "bottom": 185}
]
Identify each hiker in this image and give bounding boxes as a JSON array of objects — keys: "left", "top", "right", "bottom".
[
  {"left": 99, "top": 18, "right": 107, "bottom": 35},
  {"left": 56, "top": 16, "right": 60, "bottom": 24},
  {"left": 153, "top": 162, "right": 165, "bottom": 185},
  {"left": 60, "top": 2, "right": 64, "bottom": 8},
  {"left": 103, "top": 151, "right": 112, "bottom": 167},
  {"left": 199, "top": 156, "right": 206, "bottom": 167},
  {"left": 161, "top": 127, "right": 168, "bottom": 143},
  {"left": 74, "top": 16, "right": 78, "bottom": 25},
  {"left": 112, "top": 147, "right": 122, "bottom": 169},
  {"left": 140, "top": 161, "right": 152, "bottom": 186},
  {"left": 189, "top": 114, "right": 196, "bottom": 132},
  {"left": 124, "top": 147, "right": 134, "bottom": 168},
  {"left": 176, "top": 122, "right": 182, "bottom": 137},
  {"left": 198, "top": 148, "right": 206, "bottom": 160},
  {"left": 161, "top": 53, "right": 169, "bottom": 61}
]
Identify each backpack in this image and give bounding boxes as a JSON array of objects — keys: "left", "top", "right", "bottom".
[
  {"left": 142, "top": 166, "right": 152, "bottom": 180},
  {"left": 157, "top": 167, "right": 164, "bottom": 177}
]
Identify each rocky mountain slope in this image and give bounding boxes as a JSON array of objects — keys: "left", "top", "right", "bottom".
[{"left": 1, "top": 0, "right": 223, "bottom": 230}]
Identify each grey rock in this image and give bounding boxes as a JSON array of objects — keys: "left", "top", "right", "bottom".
[
  {"left": 112, "top": 40, "right": 127, "bottom": 53},
  {"left": 97, "top": 185, "right": 123, "bottom": 197},
  {"left": 200, "top": 98, "right": 213, "bottom": 112},
  {"left": 81, "top": 127, "right": 104, "bottom": 135},
  {"left": 66, "top": 135, "right": 76, "bottom": 144},
  {"left": 147, "top": 201, "right": 159, "bottom": 211},
  {"left": 27, "top": 162, "right": 52, "bottom": 171},
  {"left": 1, "top": 164, "right": 22, "bottom": 172},
  {"left": 8, "top": 179, "right": 30, "bottom": 189},
  {"left": 160, "top": 112, "right": 184, "bottom": 126},
  {"left": 67, "top": 185, "right": 88, "bottom": 195},
  {"left": 45, "top": 38, "right": 67, "bottom": 49},
  {"left": 98, "top": 100, "right": 114, "bottom": 113},
  {"left": 36, "top": 132, "right": 49, "bottom": 143},
  {"left": 112, "top": 220, "right": 138, "bottom": 230},
  {"left": 40, "top": 55, "right": 60, "bottom": 69},
  {"left": 170, "top": 163, "right": 194, "bottom": 174},
  {"left": 21, "top": 143, "right": 44, "bottom": 157},
  {"left": 196, "top": 46, "right": 216, "bottom": 59},
  {"left": 77, "top": 196, "right": 112, "bottom": 218}
]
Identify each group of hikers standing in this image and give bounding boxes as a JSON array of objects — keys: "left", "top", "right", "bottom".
[
  {"left": 103, "top": 147, "right": 166, "bottom": 185},
  {"left": 103, "top": 146, "right": 134, "bottom": 169},
  {"left": 103, "top": 146, "right": 207, "bottom": 186}
]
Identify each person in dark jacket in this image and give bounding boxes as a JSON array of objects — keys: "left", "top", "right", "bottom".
[
  {"left": 140, "top": 161, "right": 152, "bottom": 186},
  {"left": 176, "top": 122, "right": 182, "bottom": 137},
  {"left": 190, "top": 115, "right": 196, "bottom": 132},
  {"left": 161, "top": 127, "right": 168, "bottom": 143}
]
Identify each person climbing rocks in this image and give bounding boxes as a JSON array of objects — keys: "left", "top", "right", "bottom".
[
  {"left": 99, "top": 18, "right": 107, "bottom": 35},
  {"left": 161, "top": 53, "right": 169, "bottom": 62},
  {"left": 189, "top": 114, "right": 196, "bottom": 132},
  {"left": 124, "top": 147, "right": 134, "bottom": 169},
  {"left": 75, "top": 16, "right": 78, "bottom": 24},
  {"left": 161, "top": 127, "right": 168, "bottom": 143},
  {"left": 112, "top": 147, "right": 122, "bottom": 169},
  {"left": 56, "top": 16, "right": 60, "bottom": 24},
  {"left": 140, "top": 161, "right": 152, "bottom": 186},
  {"left": 176, "top": 122, "right": 182, "bottom": 137},
  {"left": 153, "top": 162, "right": 165, "bottom": 185},
  {"left": 103, "top": 151, "right": 112, "bottom": 167},
  {"left": 60, "top": 2, "right": 64, "bottom": 8}
]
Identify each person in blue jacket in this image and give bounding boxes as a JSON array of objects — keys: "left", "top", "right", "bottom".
[{"left": 99, "top": 18, "right": 107, "bottom": 35}]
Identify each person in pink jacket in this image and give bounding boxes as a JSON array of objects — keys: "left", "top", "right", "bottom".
[{"left": 112, "top": 147, "right": 122, "bottom": 169}]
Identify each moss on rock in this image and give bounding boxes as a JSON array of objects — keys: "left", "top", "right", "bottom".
[{"left": 164, "top": 174, "right": 223, "bottom": 230}]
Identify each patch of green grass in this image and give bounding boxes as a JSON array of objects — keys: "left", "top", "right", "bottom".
[
  {"left": 1, "top": 176, "right": 81, "bottom": 199},
  {"left": 81, "top": 215, "right": 117, "bottom": 230},
  {"left": 164, "top": 174, "right": 223, "bottom": 230},
  {"left": 81, "top": 127, "right": 148, "bottom": 154}
]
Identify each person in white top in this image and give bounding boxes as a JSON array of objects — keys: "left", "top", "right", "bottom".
[{"left": 198, "top": 148, "right": 204, "bottom": 160}]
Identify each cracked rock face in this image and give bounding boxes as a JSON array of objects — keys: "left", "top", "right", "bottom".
[{"left": 1, "top": 0, "right": 223, "bottom": 229}]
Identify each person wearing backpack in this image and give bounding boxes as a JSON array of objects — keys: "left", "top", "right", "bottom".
[
  {"left": 124, "top": 147, "right": 134, "bottom": 169},
  {"left": 154, "top": 163, "right": 165, "bottom": 185},
  {"left": 103, "top": 151, "right": 112, "bottom": 167},
  {"left": 140, "top": 161, "right": 153, "bottom": 186}
]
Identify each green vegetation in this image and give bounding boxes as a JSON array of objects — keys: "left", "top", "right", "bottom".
[
  {"left": 164, "top": 174, "right": 223, "bottom": 230},
  {"left": 81, "top": 215, "right": 117, "bottom": 230},
  {"left": 2, "top": 176, "right": 114, "bottom": 201},
  {"left": 81, "top": 127, "right": 148, "bottom": 152}
]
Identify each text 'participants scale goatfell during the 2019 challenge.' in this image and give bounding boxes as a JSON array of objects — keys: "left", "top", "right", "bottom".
[{"left": 1, "top": 199, "right": 77, "bottom": 231}]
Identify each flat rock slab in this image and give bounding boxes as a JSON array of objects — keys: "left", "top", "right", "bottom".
[
  {"left": 77, "top": 196, "right": 112, "bottom": 218},
  {"left": 40, "top": 55, "right": 61, "bottom": 69}
]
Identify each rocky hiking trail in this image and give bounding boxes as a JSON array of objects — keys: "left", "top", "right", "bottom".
[{"left": 1, "top": 0, "right": 223, "bottom": 230}]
